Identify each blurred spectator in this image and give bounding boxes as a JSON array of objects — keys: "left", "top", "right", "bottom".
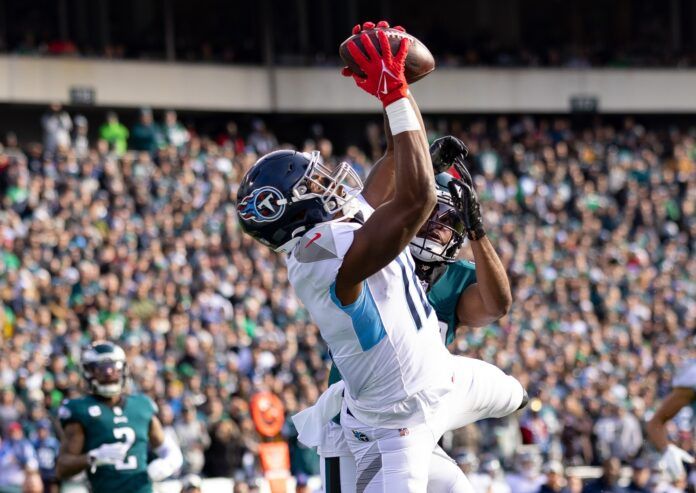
[
  {"left": 162, "top": 110, "right": 190, "bottom": 150},
  {"left": 455, "top": 451, "right": 488, "bottom": 493},
  {"left": 30, "top": 421, "right": 58, "bottom": 493},
  {"left": 233, "top": 482, "right": 249, "bottom": 493},
  {"left": 507, "top": 446, "right": 546, "bottom": 493},
  {"left": 613, "top": 405, "right": 642, "bottom": 462},
  {"left": 565, "top": 474, "right": 584, "bottom": 493},
  {"left": 72, "top": 115, "right": 89, "bottom": 159},
  {"left": 316, "top": 138, "right": 334, "bottom": 167},
  {"left": 180, "top": 473, "right": 202, "bottom": 493},
  {"left": 478, "top": 455, "right": 511, "bottom": 493},
  {"left": 203, "top": 419, "right": 244, "bottom": 478},
  {"left": 129, "top": 108, "right": 162, "bottom": 153},
  {"left": 40, "top": 104, "right": 71, "bottom": 157},
  {"left": 593, "top": 405, "right": 618, "bottom": 463},
  {"left": 538, "top": 461, "right": 565, "bottom": 493},
  {"left": 625, "top": 459, "right": 650, "bottom": 493},
  {"left": 520, "top": 399, "right": 551, "bottom": 451},
  {"left": 99, "top": 111, "right": 129, "bottom": 156},
  {"left": 175, "top": 405, "right": 210, "bottom": 475},
  {"left": 560, "top": 397, "right": 594, "bottom": 466},
  {"left": 246, "top": 120, "right": 277, "bottom": 154},
  {"left": 216, "top": 121, "right": 246, "bottom": 154},
  {"left": 581, "top": 458, "right": 627, "bottom": 493},
  {"left": 0, "top": 388, "right": 21, "bottom": 428},
  {"left": 0, "top": 422, "right": 39, "bottom": 493}
]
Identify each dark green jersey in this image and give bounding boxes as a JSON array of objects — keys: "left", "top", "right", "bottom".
[
  {"left": 426, "top": 259, "right": 477, "bottom": 346},
  {"left": 59, "top": 393, "right": 156, "bottom": 493}
]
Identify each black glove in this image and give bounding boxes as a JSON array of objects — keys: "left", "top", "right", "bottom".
[
  {"left": 448, "top": 165, "right": 486, "bottom": 241},
  {"left": 430, "top": 136, "right": 469, "bottom": 174}
]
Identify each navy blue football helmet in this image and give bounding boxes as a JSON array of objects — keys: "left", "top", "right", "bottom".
[{"left": 236, "top": 150, "right": 363, "bottom": 252}]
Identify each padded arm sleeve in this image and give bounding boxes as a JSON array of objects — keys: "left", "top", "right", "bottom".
[{"left": 147, "top": 433, "right": 183, "bottom": 482}]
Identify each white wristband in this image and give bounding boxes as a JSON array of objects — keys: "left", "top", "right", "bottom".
[{"left": 385, "top": 98, "right": 420, "bottom": 135}]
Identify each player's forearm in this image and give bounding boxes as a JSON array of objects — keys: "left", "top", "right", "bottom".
[
  {"left": 646, "top": 389, "right": 694, "bottom": 451},
  {"left": 389, "top": 99, "right": 435, "bottom": 223},
  {"left": 363, "top": 95, "right": 426, "bottom": 208},
  {"left": 646, "top": 419, "right": 670, "bottom": 451},
  {"left": 56, "top": 453, "right": 90, "bottom": 479},
  {"left": 362, "top": 148, "right": 395, "bottom": 207},
  {"left": 469, "top": 237, "right": 512, "bottom": 317}
]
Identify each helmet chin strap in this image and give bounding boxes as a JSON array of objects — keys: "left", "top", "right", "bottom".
[
  {"left": 275, "top": 235, "right": 302, "bottom": 254},
  {"left": 337, "top": 197, "right": 361, "bottom": 221}
]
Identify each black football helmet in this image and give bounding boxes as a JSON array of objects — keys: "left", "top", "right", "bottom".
[
  {"left": 81, "top": 341, "right": 127, "bottom": 398},
  {"left": 409, "top": 172, "right": 466, "bottom": 263},
  {"left": 236, "top": 150, "right": 363, "bottom": 252}
]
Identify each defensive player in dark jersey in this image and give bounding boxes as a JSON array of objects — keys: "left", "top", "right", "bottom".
[
  {"left": 56, "top": 341, "right": 183, "bottom": 493},
  {"left": 412, "top": 135, "right": 508, "bottom": 345}
]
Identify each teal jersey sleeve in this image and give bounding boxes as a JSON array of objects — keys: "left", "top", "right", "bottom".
[{"left": 427, "top": 259, "right": 477, "bottom": 346}]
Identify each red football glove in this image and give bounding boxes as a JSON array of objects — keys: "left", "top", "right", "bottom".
[
  {"left": 341, "top": 21, "right": 406, "bottom": 76},
  {"left": 345, "top": 29, "right": 410, "bottom": 107}
]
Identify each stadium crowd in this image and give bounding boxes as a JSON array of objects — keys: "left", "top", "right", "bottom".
[
  {"left": 0, "top": 105, "right": 693, "bottom": 493},
  {"left": 7, "top": 34, "right": 696, "bottom": 69}
]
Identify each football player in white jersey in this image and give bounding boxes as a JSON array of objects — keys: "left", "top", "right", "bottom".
[
  {"left": 308, "top": 133, "right": 528, "bottom": 493},
  {"left": 236, "top": 23, "right": 524, "bottom": 492},
  {"left": 647, "top": 359, "right": 696, "bottom": 481}
]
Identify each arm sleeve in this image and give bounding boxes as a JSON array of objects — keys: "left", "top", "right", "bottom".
[
  {"left": 428, "top": 260, "right": 477, "bottom": 324},
  {"left": 147, "top": 433, "right": 183, "bottom": 481}
]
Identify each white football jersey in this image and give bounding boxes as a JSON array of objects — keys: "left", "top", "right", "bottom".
[
  {"left": 673, "top": 359, "right": 696, "bottom": 391},
  {"left": 286, "top": 196, "right": 454, "bottom": 428}
]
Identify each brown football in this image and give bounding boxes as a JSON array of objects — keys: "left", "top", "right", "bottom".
[{"left": 339, "top": 28, "right": 435, "bottom": 84}]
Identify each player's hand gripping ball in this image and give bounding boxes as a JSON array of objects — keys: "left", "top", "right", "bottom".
[{"left": 340, "top": 21, "right": 435, "bottom": 84}]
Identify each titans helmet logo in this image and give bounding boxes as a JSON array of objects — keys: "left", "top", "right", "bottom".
[{"left": 237, "top": 186, "right": 286, "bottom": 223}]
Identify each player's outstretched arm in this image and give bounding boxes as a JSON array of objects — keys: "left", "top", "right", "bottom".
[
  {"left": 56, "top": 422, "right": 89, "bottom": 479},
  {"left": 361, "top": 92, "right": 428, "bottom": 208},
  {"left": 335, "top": 29, "right": 435, "bottom": 304},
  {"left": 349, "top": 22, "right": 426, "bottom": 209},
  {"left": 434, "top": 143, "right": 512, "bottom": 327},
  {"left": 647, "top": 387, "right": 695, "bottom": 479},
  {"left": 456, "top": 236, "right": 512, "bottom": 327},
  {"left": 360, "top": 109, "right": 394, "bottom": 207}
]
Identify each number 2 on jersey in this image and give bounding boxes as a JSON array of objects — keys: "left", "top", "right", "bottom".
[{"left": 113, "top": 427, "right": 137, "bottom": 470}]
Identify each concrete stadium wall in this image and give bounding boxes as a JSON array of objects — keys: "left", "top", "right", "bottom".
[{"left": 2, "top": 56, "right": 696, "bottom": 113}]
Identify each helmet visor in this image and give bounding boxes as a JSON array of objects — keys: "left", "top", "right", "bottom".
[{"left": 85, "top": 359, "right": 124, "bottom": 386}]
